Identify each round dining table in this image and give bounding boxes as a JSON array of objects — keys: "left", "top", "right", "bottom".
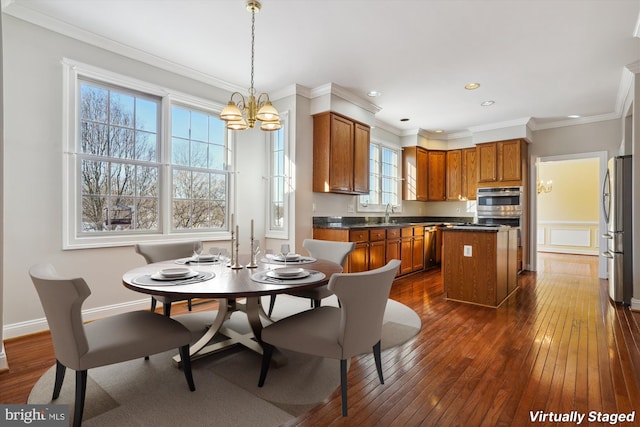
[{"left": 122, "top": 255, "right": 343, "bottom": 366}]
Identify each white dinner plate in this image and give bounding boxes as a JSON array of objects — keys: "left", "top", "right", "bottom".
[
  {"left": 151, "top": 268, "right": 198, "bottom": 281},
  {"left": 267, "top": 268, "right": 310, "bottom": 280},
  {"left": 190, "top": 254, "right": 216, "bottom": 262}
]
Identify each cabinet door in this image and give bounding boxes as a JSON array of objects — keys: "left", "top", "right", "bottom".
[
  {"left": 353, "top": 123, "right": 370, "bottom": 194},
  {"left": 427, "top": 150, "right": 447, "bottom": 201},
  {"left": 329, "top": 114, "right": 355, "bottom": 193},
  {"left": 499, "top": 140, "right": 522, "bottom": 182},
  {"left": 463, "top": 148, "right": 478, "bottom": 200},
  {"left": 477, "top": 142, "right": 498, "bottom": 183},
  {"left": 348, "top": 242, "right": 369, "bottom": 273},
  {"left": 400, "top": 237, "right": 413, "bottom": 275},
  {"left": 369, "top": 240, "right": 386, "bottom": 270},
  {"left": 446, "top": 150, "right": 462, "bottom": 201},
  {"left": 412, "top": 236, "right": 424, "bottom": 271},
  {"left": 402, "top": 146, "right": 428, "bottom": 201},
  {"left": 386, "top": 238, "right": 401, "bottom": 264}
]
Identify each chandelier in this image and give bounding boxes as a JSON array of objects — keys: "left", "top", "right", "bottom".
[
  {"left": 537, "top": 178, "right": 553, "bottom": 194},
  {"left": 219, "top": 0, "right": 281, "bottom": 131}
]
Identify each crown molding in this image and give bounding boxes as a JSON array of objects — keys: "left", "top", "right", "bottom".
[
  {"left": 468, "top": 117, "right": 532, "bottom": 133},
  {"left": 309, "top": 83, "right": 382, "bottom": 115},
  {"left": 2, "top": 1, "right": 244, "bottom": 94},
  {"left": 373, "top": 119, "right": 402, "bottom": 135}
]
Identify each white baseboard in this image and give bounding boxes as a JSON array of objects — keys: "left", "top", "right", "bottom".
[
  {"left": 3, "top": 298, "right": 151, "bottom": 339},
  {"left": 537, "top": 248, "right": 599, "bottom": 256}
]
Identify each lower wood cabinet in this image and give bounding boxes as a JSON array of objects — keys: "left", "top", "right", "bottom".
[{"left": 313, "top": 226, "right": 424, "bottom": 275}]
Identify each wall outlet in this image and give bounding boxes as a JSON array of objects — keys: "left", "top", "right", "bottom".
[
  {"left": 463, "top": 245, "right": 472, "bottom": 257},
  {"left": 347, "top": 203, "right": 355, "bottom": 213}
]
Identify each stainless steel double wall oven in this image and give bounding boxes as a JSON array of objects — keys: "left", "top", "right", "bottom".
[{"left": 476, "top": 186, "right": 523, "bottom": 228}]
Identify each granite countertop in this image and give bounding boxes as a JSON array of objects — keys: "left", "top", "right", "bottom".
[{"left": 313, "top": 216, "right": 473, "bottom": 230}]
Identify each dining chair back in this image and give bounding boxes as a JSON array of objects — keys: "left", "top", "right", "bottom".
[
  {"left": 267, "top": 239, "right": 356, "bottom": 316},
  {"left": 135, "top": 240, "right": 200, "bottom": 316},
  {"left": 258, "top": 259, "right": 401, "bottom": 416},
  {"left": 30, "top": 263, "right": 195, "bottom": 427}
]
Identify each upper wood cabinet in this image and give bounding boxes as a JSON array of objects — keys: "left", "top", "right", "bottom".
[
  {"left": 312, "top": 112, "right": 370, "bottom": 195},
  {"left": 463, "top": 147, "right": 478, "bottom": 200},
  {"left": 427, "top": 150, "right": 446, "bottom": 201},
  {"left": 402, "top": 146, "right": 428, "bottom": 201},
  {"left": 476, "top": 139, "right": 527, "bottom": 187},
  {"left": 446, "top": 150, "right": 463, "bottom": 201}
]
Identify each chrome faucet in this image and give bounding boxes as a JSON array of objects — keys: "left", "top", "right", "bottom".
[{"left": 384, "top": 203, "right": 391, "bottom": 223}]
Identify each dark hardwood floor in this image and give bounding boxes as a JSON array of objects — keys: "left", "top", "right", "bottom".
[{"left": 2, "top": 253, "right": 639, "bottom": 426}]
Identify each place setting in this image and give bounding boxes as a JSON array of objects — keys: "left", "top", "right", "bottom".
[
  {"left": 251, "top": 267, "right": 325, "bottom": 285},
  {"left": 175, "top": 244, "right": 229, "bottom": 266},
  {"left": 261, "top": 244, "right": 316, "bottom": 265},
  {"left": 132, "top": 266, "right": 215, "bottom": 286}
]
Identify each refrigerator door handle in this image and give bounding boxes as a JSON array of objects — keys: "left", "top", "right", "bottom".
[
  {"left": 602, "top": 251, "right": 614, "bottom": 259},
  {"left": 602, "top": 233, "right": 613, "bottom": 239}
]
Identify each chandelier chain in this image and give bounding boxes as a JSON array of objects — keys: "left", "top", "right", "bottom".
[{"left": 250, "top": 7, "right": 256, "bottom": 95}]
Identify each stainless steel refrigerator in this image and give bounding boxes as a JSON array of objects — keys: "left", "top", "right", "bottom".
[{"left": 602, "top": 155, "right": 633, "bottom": 305}]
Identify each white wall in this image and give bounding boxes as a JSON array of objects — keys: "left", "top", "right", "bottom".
[{"left": 2, "top": 16, "right": 266, "bottom": 337}]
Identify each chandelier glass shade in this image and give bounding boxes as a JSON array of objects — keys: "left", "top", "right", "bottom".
[
  {"left": 219, "top": 1, "right": 281, "bottom": 131},
  {"left": 537, "top": 178, "right": 553, "bottom": 194}
]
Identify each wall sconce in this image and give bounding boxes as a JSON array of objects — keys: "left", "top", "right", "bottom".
[{"left": 537, "top": 179, "right": 553, "bottom": 194}]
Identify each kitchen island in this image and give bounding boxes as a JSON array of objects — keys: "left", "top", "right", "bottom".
[{"left": 442, "top": 225, "right": 518, "bottom": 307}]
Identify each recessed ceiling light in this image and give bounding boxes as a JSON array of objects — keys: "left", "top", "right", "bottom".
[
  {"left": 465, "top": 83, "right": 480, "bottom": 90},
  {"left": 434, "top": 129, "right": 444, "bottom": 133},
  {"left": 481, "top": 100, "right": 495, "bottom": 106},
  {"left": 367, "top": 91, "right": 382, "bottom": 97},
  {"left": 568, "top": 115, "right": 580, "bottom": 118},
  {"left": 400, "top": 118, "right": 410, "bottom": 122}
]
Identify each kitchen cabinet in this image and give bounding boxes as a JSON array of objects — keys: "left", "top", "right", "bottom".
[
  {"left": 368, "top": 228, "right": 387, "bottom": 270},
  {"left": 476, "top": 139, "right": 527, "bottom": 187},
  {"left": 446, "top": 150, "right": 462, "bottom": 201},
  {"left": 402, "top": 146, "right": 428, "bottom": 201},
  {"left": 463, "top": 147, "right": 478, "bottom": 200},
  {"left": 442, "top": 228, "right": 518, "bottom": 307},
  {"left": 427, "top": 150, "right": 447, "bottom": 201},
  {"left": 312, "top": 112, "right": 370, "bottom": 195},
  {"left": 400, "top": 226, "right": 424, "bottom": 275},
  {"left": 385, "top": 228, "right": 401, "bottom": 267},
  {"left": 348, "top": 229, "right": 369, "bottom": 272}
]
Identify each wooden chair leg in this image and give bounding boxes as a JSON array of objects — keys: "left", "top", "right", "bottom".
[
  {"left": 373, "top": 340, "right": 384, "bottom": 384},
  {"left": 268, "top": 295, "right": 277, "bottom": 317},
  {"left": 340, "top": 359, "right": 348, "bottom": 416},
  {"left": 52, "top": 360, "right": 66, "bottom": 400},
  {"left": 187, "top": 299, "right": 193, "bottom": 311},
  {"left": 313, "top": 299, "right": 321, "bottom": 308},
  {"left": 74, "top": 370, "right": 87, "bottom": 427},
  {"left": 163, "top": 302, "right": 172, "bottom": 317},
  {"left": 150, "top": 297, "right": 157, "bottom": 313},
  {"left": 258, "top": 343, "right": 274, "bottom": 387},
  {"left": 179, "top": 345, "right": 196, "bottom": 391}
]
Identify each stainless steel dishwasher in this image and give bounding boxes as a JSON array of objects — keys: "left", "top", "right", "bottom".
[{"left": 424, "top": 226, "right": 438, "bottom": 270}]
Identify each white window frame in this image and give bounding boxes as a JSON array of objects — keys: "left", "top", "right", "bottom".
[
  {"left": 62, "top": 59, "right": 233, "bottom": 249},
  {"left": 358, "top": 140, "right": 402, "bottom": 213},
  {"left": 265, "top": 111, "right": 290, "bottom": 239}
]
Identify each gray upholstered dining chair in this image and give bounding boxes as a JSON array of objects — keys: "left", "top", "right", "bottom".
[
  {"left": 135, "top": 240, "right": 200, "bottom": 316},
  {"left": 29, "top": 263, "right": 195, "bottom": 427},
  {"left": 267, "top": 239, "right": 356, "bottom": 316},
  {"left": 258, "top": 259, "right": 401, "bottom": 417}
]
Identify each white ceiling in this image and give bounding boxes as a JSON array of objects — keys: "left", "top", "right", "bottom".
[{"left": 3, "top": 0, "right": 640, "bottom": 136}]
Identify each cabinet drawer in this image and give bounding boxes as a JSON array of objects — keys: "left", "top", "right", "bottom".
[
  {"left": 401, "top": 227, "right": 414, "bottom": 237},
  {"left": 369, "top": 229, "right": 386, "bottom": 241},
  {"left": 349, "top": 229, "right": 369, "bottom": 242},
  {"left": 386, "top": 228, "right": 401, "bottom": 239}
]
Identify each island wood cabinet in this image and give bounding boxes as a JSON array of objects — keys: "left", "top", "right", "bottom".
[
  {"left": 312, "top": 112, "right": 370, "bottom": 195},
  {"left": 442, "top": 228, "right": 518, "bottom": 307},
  {"left": 312, "top": 226, "right": 420, "bottom": 275},
  {"left": 402, "top": 147, "right": 446, "bottom": 201},
  {"left": 476, "top": 139, "right": 527, "bottom": 187}
]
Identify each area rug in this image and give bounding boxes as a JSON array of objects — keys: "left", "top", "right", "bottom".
[{"left": 29, "top": 295, "right": 420, "bottom": 426}]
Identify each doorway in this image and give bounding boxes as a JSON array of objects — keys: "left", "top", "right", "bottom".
[{"left": 532, "top": 151, "right": 608, "bottom": 279}]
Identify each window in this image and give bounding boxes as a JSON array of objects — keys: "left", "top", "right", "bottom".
[
  {"left": 266, "top": 112, "right": 290, "bottom": 238},
  {"left": 359, "top": 142, "right": 401, "bottom": 212},
  {"left": 63, "top": 60, "right": 231, "bottom": 248}
]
